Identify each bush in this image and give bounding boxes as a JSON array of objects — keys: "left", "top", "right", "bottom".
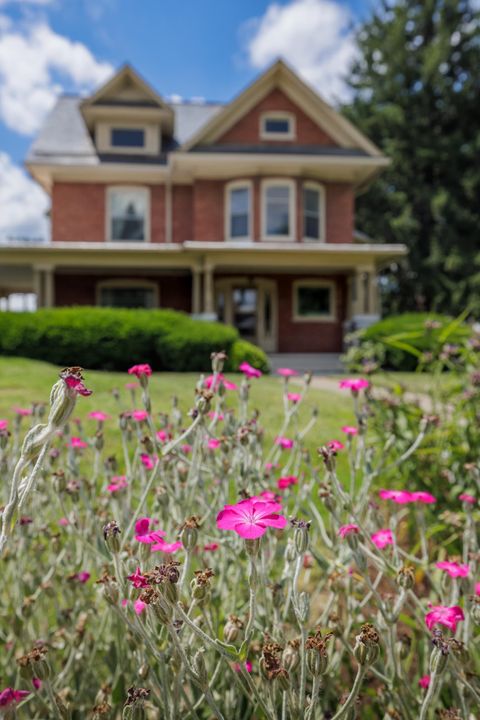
[
  {"left": 0, "top": 307, "right": 269, "bottom": 372},
  {"left": 227, "top": 339, "right": 270, "bottom": 373},
  {"left": 344, "top": 312, "right": 471, "bottom": 371}
]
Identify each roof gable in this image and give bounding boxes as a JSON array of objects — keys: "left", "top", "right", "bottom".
[
  {"left": 82, "top": 64, "right": 169, "bottom": 109},
  {"left": 182, "top": 59, "right": 382, "bottom": 157}
]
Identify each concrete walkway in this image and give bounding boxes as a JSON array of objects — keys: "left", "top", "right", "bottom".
[{"left": 267, "top": 353, "right": 343, "bottom": 375}]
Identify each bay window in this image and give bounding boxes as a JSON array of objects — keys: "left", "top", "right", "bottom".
[{"left": 262, "top": 180, "right": 295, "bottom": 241}]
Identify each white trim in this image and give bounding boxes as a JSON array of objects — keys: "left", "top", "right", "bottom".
[
  {"left": 260, "top": 111, "right": 296, "bottom": 140},
  {"left": 224, "top": 180, "right": 253, "bottom": 242},
  {"left": 292, "top": 279, "right": 336, "bottom": 322},
  {"left": 261, "top": 178, "right": 296, "bottom": 242},
  {"left": 96, "top": 278, "right": 159, "bottom": 308},
  {"left": 106, "top": 186, "right": 151, "bottom": 243},
  {"left": 96, "top": 122, "right": 160, "bottom": 155},
  {"left": 303, "top": 181, "right": 326, "bottom": 243}
]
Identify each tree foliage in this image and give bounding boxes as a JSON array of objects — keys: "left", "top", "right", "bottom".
[{"left": 345, "top": 0, "right": 480, "bottom": 314}]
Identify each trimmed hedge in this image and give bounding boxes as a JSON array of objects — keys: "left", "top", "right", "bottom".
[{"left": 0, "top": 307, "right": 269, "bottom": 373}]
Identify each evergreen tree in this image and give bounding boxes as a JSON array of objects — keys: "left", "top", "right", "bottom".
[{"left": 345, "top": 0, "right": 480, "bottom": 314}]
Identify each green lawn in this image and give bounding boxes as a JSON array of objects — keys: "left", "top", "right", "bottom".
[{"left": 0, "top": 357, "right": 354, "bottom": 453}]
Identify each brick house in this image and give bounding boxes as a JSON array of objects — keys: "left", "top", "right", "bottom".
[{"left": 0, "top": 61, "right": 406, "bottom": 353}]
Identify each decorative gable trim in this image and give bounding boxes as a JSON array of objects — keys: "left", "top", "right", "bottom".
[{"left": 181, "top": 59, "right": 383, "bottom": 157}]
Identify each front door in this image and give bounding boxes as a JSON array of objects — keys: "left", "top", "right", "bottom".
[{"left": 215, "top": 278, "right": 277, "bottom": 352}]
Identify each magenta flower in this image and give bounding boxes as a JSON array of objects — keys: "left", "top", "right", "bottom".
[
  {"left": 287, "top": 392, "right": 302, "bottom": 403},
  {"left": 0, "top": 419, "right": 8, "bottom": 430},
  {"left": 339, "top": 378, "right": 370, "bottom": 392},
  {"left": 410, "top": 491, "right": 436, "bottom": 504},
  {"left": 69, "top": 436, "right": 88, "bottom": 449},
  {"left": 239, "top": 361, "right": 262, "bottom": 378},
  {"left": 205, "top": 374, "right": 238, "bottom": 391},
  {"left": 204, "top": 542, "right": 219, "bottom": 552},
  {"left": 13, "top": 407, "right": 32, "bottom": 417},
  {"left": 134, "top": 517, "right": 165, "bottom": 544},
  {"left": 475, "top": 582, "right": 480, "bottom": 596},
  {"left": 371, "top": 528, "right": 394, "bottom": 549},
  {"left": 132, "top": 410, "right": 149, "bottom": 422},
  {"left": 128, "top": 364, "right": 152, "bottom": 378},
  {"left": 32, "top": 678, "right": 42, "bottom": 691},
  {"left": 61, "top": 368, "right": 92, "bottom": 396},
  {"left": 58, "top": 517, "right": 69, "bottom": 527},
  {"left": 151, "top": 538, "right": 183, "bottom": 553},
  {"left": 277, "top": 475, "right": 298, "bottom": 490},
  {"left": 107, "top": 476, "right": 128, "bottom": 494},
  {"left": 156, "top": 429, "right": 171, "bottom": 442},
  {"left": 259, "top": 490, "right": 281, "bottom": 502},
  {"left": 341, "top": 425, "right": 358, "bottom": 436},
  {"left": 379, "top": 489, "right": 413, "bottom": 504},
  {"left": 328, "top": 440, "right": 345, "bottom": 451},
  {"left": 127, "top": 567, "right": 149, "bottom": 589},
  {"left": 425, "top": 604, "right": 464, "bottom": 632},
  {"left": 140, "top": 453, "right": 157, "bottom": 470},
  {"left": 233, "top": 661, "right": 252, "bottom": 673},
  {"left": 217, "top": 498, "right": 287, "bottom": 539},
  {"left": 134, "top": 599, "right": 147, "bottom": 615},
  {"left": 418, "top": 675, "right": 430, "bottom": 689},
  {"left": 88, "top": 411, "right": 110, "bottom": 422},
  {"left": 459, "top": 493, "right": 476, "bottom": 504},
  {"left": 181, "top": 443, "right": 192, "bottom": 454},
  {"left": 72, "top": 571, "right": 90, "bottom": 584},
  {"left": 125, "top": 382, "right": 139, "bottom": 390},
  {"left": 208, "top": 411, "right": 225, "bottom": 421},
  {"left": 207, "top": 438, "right": 221, "bottom": 450},
  {"left": 277, "top": 368, "right": 299, "bottom": 377},
  {"left": 435, "top": 561, "right": 470, "bottom": 578},
  {"left": 0, "top": 688, "right": 30, "bottom": 707},
  {"left": 275, "top": 436, "right": 294, "bottom": 450},
  {"left": 338, "top": 524, "right": 359, "bottom": 538}
]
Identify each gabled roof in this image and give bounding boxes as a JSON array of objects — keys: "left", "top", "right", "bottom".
[
  {"left": 81, "top": 63, "right": 171, "bottom": 111},
  {"left": 181, "top": 59, "right": 382, "bottom": 157}
]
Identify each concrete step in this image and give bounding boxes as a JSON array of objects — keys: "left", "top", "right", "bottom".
[{"left": 267, "top": 353, "right": 343, "bottom": 375}]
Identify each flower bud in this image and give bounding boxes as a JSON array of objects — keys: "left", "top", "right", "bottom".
[
  {"left": 297, "top": 592, "right": 310, "bottom": 625},
  {"left": 245, "top": 538, "right": 260, "bottom": 557},
  {"left": 274, "top": 667, "right": 290, "bottom": 692},
  {"left": 180, "top": 523, "right": 199, "bottom": 552},
  {"left": 224, "top": 615, "right": 244, "bottom": 643},
  {"left": 396, "top": 566, "right": 415, "bottom": 590},
  {"left": 211, "top": 351, "right": 227, "bottom": 374},
  {"left": 284, "top": 538, "right": 297, "bottom": 563},
  {"left": 294, "top": 525, "right": 310, "bottom": 556},
  {"left": 282, "top": 640, "right": 300, "bottom": 672},
  {"left": 103, "top": 521, "right": 121, "bottom": 554},
  {"left": 429, "top": 646, "right": 449, "bottom": 675},
  {"left": 307, "top": 648, "right": 329, "bottom": 677},
  {"left": 192, "top": 649, "right": 209, "bottom": 689},
  {"left": 138, "top": 664, "right": 150, "bottom": 681}
]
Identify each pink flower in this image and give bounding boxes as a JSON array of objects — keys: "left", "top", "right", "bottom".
[
  {"left": 459, "top": 493, "right": 476, "bottom": 504},
  {"left": 134, "top": 599, "right": 147, "bottom": 615},
  {"left": 207, "top": 438, "right": 221, "bottom": 450},
  {"left": 277, "top": 475, "right": 298, "bottom": 490},
  {"left": 127, "top": 567, "right": 149, "bottom": 589},
  {"left": 181, "top": 443, "right": 192, "bottom": 454},
  {"left": 13, "top": 407, "right": 32, "bottom": 416},
  {"left": 338, "top": 524, "right": 359, "bottom": 538},
  {"left": 0, "top": 419, "right": 8, "bottom": 430},
  {"left": 107, "top": 476, "right": 128, "bottom": 494},
  {"left": 0, "top": 688, "right": 30, "bottom": 707},
  {"left": 125, "top": 382, "right": 139, "bottom": 390},
  {"left": 88, "top": 411, "right": 110, "bottom": 422},
  {"left": 208, "top": 411, "right": 225, "bottom": 421},
  {"left": 425, "top": 605, "right": 464, "bottom": 633},
  {"left": 132, "top": 410, "right": 149, "bottom": 422},
  {"left": 59, "top": 517, "right": 69, "bottom": 527},
  {"left": 339, "top": 378, "right": 370, "bottom": 392},
  {"left": 341, "top": 426, "right": 358, "bottom": 436},
  {"left": 418, "top": 675, "right": 430, "bottom": 689},
  {"left": 275, "top": 436, "right": 294, "bottom": 450},
  {"left": 204, "top": 374, "right": 238, "bottom": 391},
  {"left": 151, "top": 538, "right": 183, "bottom": 553},
  {"left": 156, "top": 429, "right": 171, "bottom": 442},
  {"left": 61, "top": 368, "right": 92, "bottom": 397},
  {"left": 287, "top": 392, "right": 302, "bottom": 403},
  {"left": 32, "top": 678, "right": 42, "bottom": 691},
  {"left": 140, "top": 453, "right": 157, "bottom": 470},
  {"left": 72, "top": 571, "right": 90, "bottom": 584},
  {"left": 234, "top": 661, "right": 252, "bottom": 672},
  {"left": 328, "top": 440, "right": 345, "bottom": 451},
  {"left": 69, "top": 436, "right": 88, "bottom": 449},
  {"left": 128, "top": 364, "right": 152, "bottom": 378},
  {"left": 277, "top": 368, "right": 299, "bottom": 377},
  {"left": 475, "top": 582, "right": 480, "bottom": 596},
  {"left": 239, "top": 362, "right": 262, "bottom": 378},
  {"left": 379, "top": 489, "right": 413, "bottom": 504},
  {"left": 435, "top": 561, "right": 470, "bottom": 578},
  {"left": 371, "top": 528, "right": 394, "bottom": 549},
  {"left": 259, "top": 490, "right": 281, "bottom": 502},
  {"left": 410, "top": 491, "right": 436, "bottom": 504},
  {"left": 134, "top": 517, "right": 166, "bottom": 544},
  {"left": 217, "top": 498, "right": 287, "bottom": 539},
  {"left": 204, "top": 542, "right": 219, "bottom": 551}
]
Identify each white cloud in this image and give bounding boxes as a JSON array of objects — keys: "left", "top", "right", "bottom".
[
  {"left": 0, "top": 16, "right": 113, "bottom": 134},
  {"left": 0, "top": 151, "right": 49, "bottom": 240},
  {"left": 243, "top": 0, "right": 357, "bottom": 104}
]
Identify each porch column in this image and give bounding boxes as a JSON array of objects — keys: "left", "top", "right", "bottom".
[
  {"left": 33, "top": 265, "right": 55, "bottom": 308},
  {"left": 192, "top": 267, "right": 202, "bottom": 315},
  {"left": 203, "top": 264, "right": 215, "bottom": 315}
]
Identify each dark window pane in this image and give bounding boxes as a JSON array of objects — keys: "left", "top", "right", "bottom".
[
  {"left": 266, "top": 185, "right": 290, "bottom": 236},
  {"left": 304, "top": 188, "right": 319, "bottom": 213},
  {"left": 112, "top": 217, "right": 144, "bottom": 241},
  {"left": 110, "top": 192, "right": 146, "bottom": 241},
  {"left": 229, "top": 187, "right": 249, "bottom": 238},
  {"left": 297, "top": 286, "right": 331, "bottom": 317},
  {"left": 111, "top": 128, "right": 145, "bottom": 147},
  {"left": 304, "top": 215, "right": 319, "bottom": 239},
  {"left": 233, "top": 288, "right": 257, "bottom": 339},
  {"left": 231, "top": 215, "right": 248, "bottom": 237},
  {"left": 231, "top": 188, "right": 249, "bottom": 213},
  {"left": 100, "top": 287, "right": 155, "bottom": 309},
  {"left": 264, "top": 118, "right": 291, "bottom": 134}
]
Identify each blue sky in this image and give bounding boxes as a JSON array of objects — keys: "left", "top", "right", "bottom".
[{"left": 0, "top": 0, "right": 376, "bottom": 239}]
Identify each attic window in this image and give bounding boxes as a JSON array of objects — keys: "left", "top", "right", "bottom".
[
  {"left": 111, "top": 128, "right": 145, "bottom": 148},
  {"left": 260, "top": 113, "right": 295, "bottom": 140}
]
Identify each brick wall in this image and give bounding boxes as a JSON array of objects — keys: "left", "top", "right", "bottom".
[
  {"left": 216, "top": 88, "right": 337, "bottom": 146},
  {"left": 326, "top": 184, "right": 354, "bottom": 245},
  {"left": 192, "top": 180, "right": 224, "bottom": 242},
  {"left": 172, "top": 185, "right": 193, "bottom": 243}
]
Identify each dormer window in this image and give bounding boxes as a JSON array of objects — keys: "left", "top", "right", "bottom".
[
  {"left": 260, "top": 112, "right": 295, "bottom": 140},
  {"left": 111, "top": 128, "right": 145, "bottom": 148}
]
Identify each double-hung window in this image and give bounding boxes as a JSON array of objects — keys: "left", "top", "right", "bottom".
[
  {"left": 303, "top": 182, "right": 325, "bottom": 242},
  {"left": 262, "top": 180, "right": 295, "bottom": 241},
  {"left": 293, "top": 280, "right": 335, "bottom": 321},
  {"left": 107, "top": 187, "right": 149, "bottom": 242},
  {"left": 226, "top": 182, "right": 251, "bottom": 241}
]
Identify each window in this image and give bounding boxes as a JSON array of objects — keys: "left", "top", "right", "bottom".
[
  {"left": 97, "top": 281, "right": 158, "bottom": 309},
  {"left": 262, "top": 180, "right": 295, "bottom": 241},
  {"left": 225, "top": 182, "right": 252, "bottom": 240},
  {"left": 293, "top": 281, "right": 335, "bottom": 321},
  {"left": 111, "top": 128, "right": 145, "bottom": 148},
  {"left": 260, "top": 113, "right": 295, "bottom": 140},
  {"left": 107, "top": 188, "right": 149, "bottom": 242},
  {"left": 303, "top": 183, "right": 325, "bottom": 241}
]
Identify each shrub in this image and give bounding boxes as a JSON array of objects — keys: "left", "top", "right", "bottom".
[
  {"left": 227, "top": 338, "right": 270, "bottom": 373},
  {"left": 344, "top": 312, "right": 471, "bottom": 371},
  {"left": 0, "top": 307, "right": 268, "bottom": 372}
]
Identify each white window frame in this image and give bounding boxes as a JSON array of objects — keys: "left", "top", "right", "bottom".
[
  {"left": 96, "top": 279, "right": 159, "bottom": 308},
  {"left": 261, "top": 178, "right": 296, "bottom": 242},
  {"left": 106, "top": 186, "right": 151, "bottom": 243},
  {"left": 96, "top": 121, "right": 160, "bottom": 155},
  {"left": 224, "top": 180, "right": 253, "bottom": 242},
  {"left": 292, "top": 279, "right": 336, "bottom": 322},
  {"left": 303, "top": 181, "right": 326, "bottom": 243},
  {"left": 260, "top": 112, "right": 296, "bottom": 140}
]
